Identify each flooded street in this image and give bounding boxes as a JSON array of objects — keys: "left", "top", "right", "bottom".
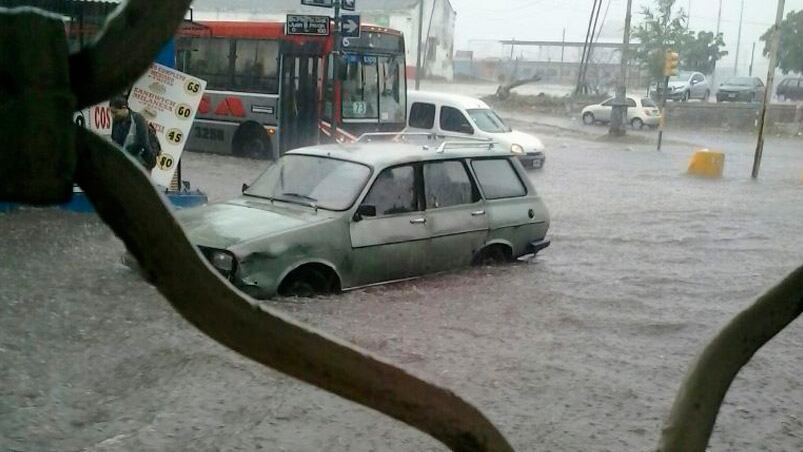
[{"left": 2, "top": 123, "right": 802, "bottom": 451}]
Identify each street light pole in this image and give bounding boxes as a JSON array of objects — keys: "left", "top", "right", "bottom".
[
  {"left": 609, "top": 0, "right": 633, "bottom": 136},
  {"left": 415, "top": 0, "right": 424, "bottom": 90},
  {"left": 734, "top": 0, "right": 744, "bottom": 73},
  {"left": 752, "top": 0, "right": 785, "bottom": 179}
]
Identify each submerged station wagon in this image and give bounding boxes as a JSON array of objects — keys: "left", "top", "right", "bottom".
[{"left": 178, "top": 141, "right": 551, "bottom": 298}]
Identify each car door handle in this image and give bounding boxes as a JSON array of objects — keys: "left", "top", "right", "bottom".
[
  {"left": 471, "top": 210, "right": 486, "bottom": 216},
  {"left": 410, "top": 217, "right": 427, "bottom": 224}
]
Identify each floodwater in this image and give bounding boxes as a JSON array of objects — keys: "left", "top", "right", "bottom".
[{"left": 1, "top": 124, "right": 802, "bottom": 451}]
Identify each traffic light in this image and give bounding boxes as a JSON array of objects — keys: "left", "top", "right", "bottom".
[{"left": 664, "top": 50, "right": 679, "bottom": 77}]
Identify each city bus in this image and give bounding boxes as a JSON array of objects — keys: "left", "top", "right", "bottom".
[{"left": 176, "top": 20, "right": 407, "bottom": 159}]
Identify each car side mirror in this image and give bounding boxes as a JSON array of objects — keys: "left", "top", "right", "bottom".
[
  {"left": 241, "top": 183, "right": 249, "bottom": 194},
  {"left": 459, "top": 124, "right": 474, "bottom": 134},
  {"left": 353, "top": 204, "right": 376, "bottom": 222}
]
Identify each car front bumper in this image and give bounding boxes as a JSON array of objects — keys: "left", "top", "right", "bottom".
[{"left": 517, "top": 152, "right": 546, "bottom": 169}]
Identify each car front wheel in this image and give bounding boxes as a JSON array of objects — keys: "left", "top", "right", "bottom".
[
  {"left": 631, "top": 118, "right": 644, "bottom": 130},
  {"left": 582, "top": 112, "right": 595, "bottom": 125}
]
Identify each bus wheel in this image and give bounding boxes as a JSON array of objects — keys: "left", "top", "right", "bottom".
[{"left": 233, "top": 122, "right": 272, "bottom": 160}]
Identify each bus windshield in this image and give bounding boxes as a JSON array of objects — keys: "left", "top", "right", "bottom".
[{"left": 341, "top": 54, "right": 406, "bottom": 124}]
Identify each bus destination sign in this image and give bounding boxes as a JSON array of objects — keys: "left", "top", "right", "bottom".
[{"left": 286, "top": 14, "right": 331, "bottom": 36}]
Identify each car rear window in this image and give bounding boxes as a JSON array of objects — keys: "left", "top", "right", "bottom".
[{"left": 471, "top": 159, "right": 526, "bottom": 199}]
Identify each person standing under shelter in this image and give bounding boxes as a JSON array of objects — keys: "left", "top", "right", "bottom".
[{"left": 110, "top": 95, "right": 155, "bottom": 170}]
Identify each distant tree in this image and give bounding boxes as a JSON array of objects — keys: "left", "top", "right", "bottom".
[
  {"left": 632, "top": 0, "right": 689, "bottom": 81},
  {"left": 681, "top": 31, "right": 727, "bottom": 74},
  {"left": 761, "top": 10, "right": 803, "bottom": 74},
  {"left": 632, "top": 0, "right": 726, "bottom": 80}
]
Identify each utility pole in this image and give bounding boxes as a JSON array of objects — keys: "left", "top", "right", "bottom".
[
  {"left": 734, "top": 0, "right": 744, "bottom": 73},
  {"left": 749, "top": 41, "right": 756, "bottom": 76},
  {"left": 609, "top": 0, "right": 633, "bottom": 136},
  {"left": 752, "top": 0, "right": 785, "bottom": 179},
  {"left": 415, "top": 0, "right": 424, "bottom": 89},
  {"left": 716, "top": 0, "right": 723, "bottom": 35},
  {"left": 332, "top": 0, "right": 342, "bottom": 137}
]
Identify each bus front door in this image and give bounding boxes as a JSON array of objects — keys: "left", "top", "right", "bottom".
[{"left": 279, "top": 54, "right": 321, "bottom": 153}]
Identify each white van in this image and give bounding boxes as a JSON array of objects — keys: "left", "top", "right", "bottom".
[{"left": 406, "top": 91, "right": 546, "bottom": 168}]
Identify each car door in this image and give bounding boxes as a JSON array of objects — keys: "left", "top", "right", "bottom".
[
  {"left": 423, "top": 159, "right": 489, "bottom": 272},
  {"left": 625, "top": 97, "right": 637, "bottom": 121},
  {"left": 691, "top": 73, "right": 706, "bottom": 98},
  {"left": 438, "top": 105, "right": 475, "bottom": 137},
  {"left": 597, "top": 98, "right": 614, "bottom": 121},
  {"left": 349, "top": 164, "right": 430, "bottom": 286}
]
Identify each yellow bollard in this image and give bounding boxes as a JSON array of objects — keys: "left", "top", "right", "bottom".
[{"left": 688, "top": 149, "right": 725, "bottom": 178}]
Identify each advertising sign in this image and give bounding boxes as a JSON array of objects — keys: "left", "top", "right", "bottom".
[
  {"left": 73, "top": 102, "right": 112, "bottom": 137},
  {"left": 128, "top": 64, "right": 206, "bottom": 187}
]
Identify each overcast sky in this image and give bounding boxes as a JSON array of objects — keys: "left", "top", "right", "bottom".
[{"left": 452, "top": 0, "right": 803, "bottom": 74}]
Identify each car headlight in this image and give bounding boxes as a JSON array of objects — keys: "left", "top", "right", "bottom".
[
  {"left": 511, "top": 144, "right": 524, "bottom": 154},
  {"left": 210, "top": 250, "right": 235, "bottom": 273}
]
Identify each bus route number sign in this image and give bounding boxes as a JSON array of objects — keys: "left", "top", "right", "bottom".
[{"left": 286, "top": 15, "right": 330, "bottom": 36}]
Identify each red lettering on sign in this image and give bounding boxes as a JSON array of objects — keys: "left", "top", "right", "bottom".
[
  {"left": 199, "top": 95, "right": 211, "bottom": 115},
  {"left": 214, "top": 97, "right": 246, "bottom": 118},
  {"left": 93, "top": 106, "right": 111, "bottom": 130}
]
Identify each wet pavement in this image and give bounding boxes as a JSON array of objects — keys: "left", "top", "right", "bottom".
[{"left": 1, "top": 123, "right": 802, "bottom": 451}]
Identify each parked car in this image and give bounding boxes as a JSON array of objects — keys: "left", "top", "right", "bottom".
[
  {"left": 581, "top": 95, "right": 662, "bottom": 129},
  {"left": 178, "top": 142, "right": 551, "bottom": 299},
  {"left": 716, "top": 76, "right": 764, "bottom": 102},
  {"left": 406, "top": 91, "right": 546, "bottom": 169},
  {"left": 650, "top": 71, "right": 710, "bottom": 102},
  {"left": 776, "top": 77, "right": 803, "bottom": 101}
]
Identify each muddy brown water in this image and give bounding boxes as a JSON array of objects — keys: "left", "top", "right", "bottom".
[{"left": 2, "top": 130, "right": 802, "bottom": 451}]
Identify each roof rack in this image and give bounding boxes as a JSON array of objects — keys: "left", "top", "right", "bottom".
[
  {"left": 355, "top": 132, "right": 439, "bottom": 143},
  {"left": 436, "top": 139, "right": 497, "bottom": 153}
]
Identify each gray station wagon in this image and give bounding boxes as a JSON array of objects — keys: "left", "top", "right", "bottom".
[{"left": 178, "top": 141, "right": 551, "bottom": 298}]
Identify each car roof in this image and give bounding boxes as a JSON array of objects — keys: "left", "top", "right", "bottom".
[
  {"left": 407, "top": 90, "right": 491, "bottom": 110},
  {"left": 286, "top": 142, "right": 509, "bottom": 168}
]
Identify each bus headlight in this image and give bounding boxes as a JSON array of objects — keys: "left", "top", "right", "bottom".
[{"left": 511, "top": 144, "right": 525, "bottom": 154}]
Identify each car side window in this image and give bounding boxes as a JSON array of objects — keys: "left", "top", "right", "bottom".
[
  {"left": 409, "top": 102, "right": 436, "bottom": 129},
  {"left": 440, "top": 106, "right": 474, "bottom": 134},
  {"left": 626, "top": 98, "right": 637, "bottom": 108},
  {"left": 601, "top": 98, "right": 614, "bottom": 107},
  {"left": 423, "top": 161, "right": 479, "bottom": 209},
  {"left": 471, "top": 159, "right": 527, "bottom": 200},
  {"left": 361, "top": 165, "right": 420, "bottom": 216}
]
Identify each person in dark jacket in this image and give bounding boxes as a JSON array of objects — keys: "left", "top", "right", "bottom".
[{"left": 110, "top": 95, "right": 155, "bottom": 170}]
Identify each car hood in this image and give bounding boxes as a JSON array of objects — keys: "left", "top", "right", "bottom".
[
  {"left": 493, "top": 129, "right": 545, "bottom": 151},
  {"left": 177, "top": 198, "right": 334, "bottom": 250},
  {"left": 668, "top": 81, "right": 688, "bottom": 89}
]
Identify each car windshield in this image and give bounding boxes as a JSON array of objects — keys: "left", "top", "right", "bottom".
[
  {"left": 641, "top": 98, "right": 657, "bottom": 108},
  {"left": 245, "top": 155, "right": 371, "bottom": 211},
  {"left": 723, "top": 77, "right": 754, "bottom": 86},
  {"left": 669, "top": 72, "right": 693, "bottom": 82},
  {"left": 467, "top": 109, "right": 511, "bottom": 133}
]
